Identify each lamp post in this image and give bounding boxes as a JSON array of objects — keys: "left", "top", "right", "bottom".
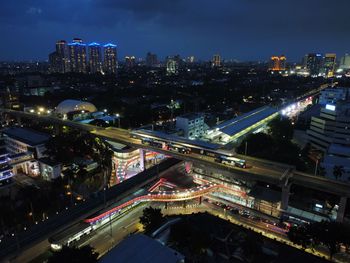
[{"left": 116, "top": 113, "right": 120, "bottom": 128}]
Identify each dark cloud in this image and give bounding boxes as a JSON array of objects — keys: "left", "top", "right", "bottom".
[{"left": 0, "top": 0, "right": 349, "bottom": 60}]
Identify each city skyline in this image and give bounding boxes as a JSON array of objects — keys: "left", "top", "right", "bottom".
[{"left": 1, "top": 0, "right": 350, "bottom": 61}]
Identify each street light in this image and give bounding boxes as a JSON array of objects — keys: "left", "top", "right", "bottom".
[{"left": 116, "top": 113, "right": 120, "bottom": 128}]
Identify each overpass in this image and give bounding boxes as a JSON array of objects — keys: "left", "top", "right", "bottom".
[{"left": 1, "top": 108, "right": 350, "bottom": 199}]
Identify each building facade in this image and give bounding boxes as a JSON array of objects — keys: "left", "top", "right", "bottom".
[
  {"left": 176, "top": 113, "right": 207, "bottom": 139},
  {"left": 318, "top": 87, "right": 349, "bottom": 105},
  {"left": 212, "top": 54, "right": 221, "bottom": 67},
  {"left": 304, "top": 53, "right": 323, "bottom": 77},
  {"left": 103, "top": 43, "right": 117, "bottom": 75},
  {"left": 321, "top": 53, "right": 336, "bottom": 78},
  {"left": 270, "top": 55, "right": 286, "bottom": 71},
  {"left": 68, "top": 40, "right": 87, "bottom": 73},
  {"left": 307, "top": 102, "right": 350, "bottom": 181},
  {"left": 88, "top": 42, "right": 102, "bottom": 74}
]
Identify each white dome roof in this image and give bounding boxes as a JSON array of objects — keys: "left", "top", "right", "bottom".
[{"left": 56, "top": 100, "right": 97, "bottom": 114}]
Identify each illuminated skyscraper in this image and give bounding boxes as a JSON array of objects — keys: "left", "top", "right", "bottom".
[
  {"left": 166, "top": 56, "right": 179, "bottom": 75},
  {"left": 55, "top": 40, "right": 69, "bottom": 73},
  {"left": 322, "top": 53, "right": 336, "bottom": 78},
  {"left": 125, "top": 56, "right": 136, "bottom": 69},
  {"left": 212, "top": 54, "right": 221, "bottom": 67},
  {"left": 103, "top": 43, "right": 117, "bottom": 75},
  {"left": 187, "top": 56, "right": 195, "bottom": 63},
  {"left": 88, "top": 42, "right": 102, "bottom": 74},
  {"left": 68, "top": 39, "right": 87, "bottom": 73},
  {"left": 304, "top": 53, "right": 323, "bottom": 76},
  {"left": 270, "top": 55, "right": 286, "bottom": 71}
]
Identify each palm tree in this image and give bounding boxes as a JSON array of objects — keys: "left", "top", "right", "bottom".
[{"left": 333, "top": 165, "right": 345, "bottom": 180}]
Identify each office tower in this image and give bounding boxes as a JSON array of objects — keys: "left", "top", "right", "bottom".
[
  {"left": 103, "top": 43, "right": 117, "bottom": 75},
  {"left": 270, "top": 55, "right": 286, "bottom": 71},
  {"left": 49, "top": 51, "right": 60, "bottom": 73},
  {"left": 88, "top": 42, "right": 102, "bottom": 74},
  {"left": 307, "top": 101, "right": 350, "bottom": 180},
  {"left": 304, "top": 53, "right": 323, "bottom": 77},
  {"left": 212, "top": 54, "right": 221, "bottom": 67},
  {"left": 166, "top": 56, "right": 179, "bottom": 75},
  {"left": 187, "top": 56, "right": 195, "bottom": 63},
  {"left": 68, "top": 39, "right": 87, "bottom": 73},
  {"left": 322, "top": 53, "right": 336, "bottom": 78},
  {"left": 146, "top": 52, "right": 158, "bottom": 67},
  {"left": 125, "top": 56, "right": 136, "bottom": 69},
  {"left": 55, "top": 40, "right": 69, "bottom": 73},
  {"left": 339, "top": 54, "right": 350, "bottom": 70}
]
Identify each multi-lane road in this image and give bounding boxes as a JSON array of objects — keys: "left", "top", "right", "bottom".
[{"left": 2, "top": 107, "right": 350, "bottom": 197}]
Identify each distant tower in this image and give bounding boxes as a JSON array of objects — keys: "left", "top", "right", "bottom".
[
  {"left": 103, "top": 43, "right": 117, "bottom": 75},
  {"left": 339, "top": 54, "right": 350, "bottom": 70},
  {"left": 55, "top": 40, "right": 69, "bottom": 73},
  {"left": 68, "top": 38, "right": 87, "bottom": 73},
  {"left": 270, "top": 55, "right": 286, "bottom": 71},
  {"left": 146, "top": 52, "right": 158, "bottom": 67},
  {"left": 322, "top": 53, "right": 336, "bottom": 78},
  {"left": 212, "top": 54, "right": 221, "bottom": 67},
  {"left": 166, "top": 56, "right": 179, "bottom": 75},
  {"left": 125, "top": 56, "right": 136, "bottom": 69},
  {"left": 304, "top": 53, "right": 323, "bottom": 76},
  {"left": 88, "top": 42, "right": 102, "bottom": 74}
]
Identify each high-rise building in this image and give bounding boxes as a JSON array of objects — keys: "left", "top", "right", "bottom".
[
  {"left": 125, "top": 56, "right": 136, "bottom": 69},
  {"left": 321, "top": 53, "right": 336, "bottom": 78},
  {"left": 146, "top": 52, "right": 158, "bottom": 67},
  {"left": 55, "top": 40, "right": 69, "bottom": 73},
  {"left": 49, "top": 51, "right": 60, "bottom": 73},
  {"left": 304, "top": 53, "right": 323, "bottom": 77},
  {"left": 88, "top": 42, "right": 102, "bottom": 74},
  {"left": 307, "top": 101, "right": 350, "bottom": 180},
  {"left": 166, "top": 57, "right": 179, "bottom": 75},
  {"left": 187, "top": 56, "right": 195, "bottom": 63},
  {"left": 270, "top": 55, "right": 286, "bottom": 71},
  {"left": 103, "top": 43, "right": 117, "bottom": 75},
  {"left": 68, "top": 39, "right": 87, "bottom": 73},
  {"left": 339, "top": 54, "right": 350, "bottom": 70},
  {"left": 212, "top": 54, "right": 221, "bottom": 67}
]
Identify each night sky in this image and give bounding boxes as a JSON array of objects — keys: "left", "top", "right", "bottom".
[{"left": 1, "top": 0, "right": 350, "bottom": 62}]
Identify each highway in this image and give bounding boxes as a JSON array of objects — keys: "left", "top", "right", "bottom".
[{"left": 2, "top": 107, "right": 350, "bottom": 197}]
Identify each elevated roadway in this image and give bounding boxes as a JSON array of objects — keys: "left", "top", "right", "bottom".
[{"left": 1, "top": 108, "right": 350, "bottom": 198}]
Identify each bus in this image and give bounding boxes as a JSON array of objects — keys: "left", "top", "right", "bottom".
[
  {"left": 141, "top": 138, "right": 166, "bottom": 149},
  {"left": 215, "top": 156, "right": 246, "bottom": 168},
  {"left": 167, "top": 143, "right": 191, "bottom": 154}
]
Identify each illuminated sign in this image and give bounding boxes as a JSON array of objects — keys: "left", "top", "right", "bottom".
[{"left": 325, "top": 104, "right": 336, "bottom": 111}]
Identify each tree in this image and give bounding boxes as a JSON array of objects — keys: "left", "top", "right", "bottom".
[
  {"left": 287, "top": 225, "right": 311, "bottom": 248},
  {"left": 268, "top": 118, "right": 294, "bottom": 141},
  {"left": 333, "top": 165, "right": 345, "bottom": 180},
  {"left": 48, "top": 245, "right": 98, "bottom": 263},
  {"left": 139, "top": 207, "right": 165, "bottom": 233},
  {"left": 288, "top": 221, "right": 350, "bottom": 259}
]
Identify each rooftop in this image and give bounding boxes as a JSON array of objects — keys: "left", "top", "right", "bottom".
[
  {"left": 100, "top": 234, "right": 184, "bottom": 263},
  {"left": 212, "top": 106, "right": 278, "bottom": 136},
  {"left": 3, "top": 127, "right": 50, "bottom": 146},
  {"left": 176, "top": 112, "right": 203, "bottom": 120}
]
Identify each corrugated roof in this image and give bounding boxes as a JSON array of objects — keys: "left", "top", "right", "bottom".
[{"left": 213, "top": 106, "right": 278, "bottom": 136}]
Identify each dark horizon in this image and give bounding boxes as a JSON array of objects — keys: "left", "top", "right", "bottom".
[{"left": 1, "top": 0, "right": 350, "bottom": 62}]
